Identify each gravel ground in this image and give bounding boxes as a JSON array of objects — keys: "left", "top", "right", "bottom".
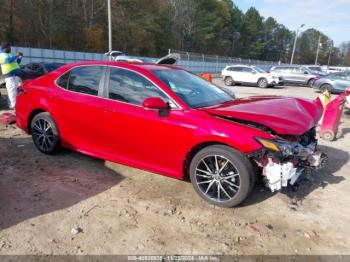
[{"left": 0, "top": 81, "right": 349, "bottom": 255}]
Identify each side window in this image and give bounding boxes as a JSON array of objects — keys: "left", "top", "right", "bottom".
[
  {"left": 292, "top": 67, "right": 302, "bottom": 73},
  {"left": 108, "top": 67, "right": 168, "bottom": 106},
  {"left": 57, "top": 71, "right": 70, "bottom": 89},
  {"left": 242, "top": 67, "right": 254, "bottom": 73},
  {"left": 67, "top": 66, "right": 104, "bottom": 96}
]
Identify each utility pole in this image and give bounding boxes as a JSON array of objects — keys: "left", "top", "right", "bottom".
[
  {"left": 107, "top": 0, "right": 112, "bottom": 60},
  {"left": 327, "top": 40, "right": 333, "bottom": 66},
  {"left": 315, "top": 34, "right": 321, "bottom": 65},
  {"left": 48, "top": 0, "right": 53, "bottom": 49},
  {"left": 290, "top": 24, "right": 305, "bottom": 64}
]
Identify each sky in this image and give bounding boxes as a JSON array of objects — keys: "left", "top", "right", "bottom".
[{"left": 234, "top": 0, "right": 350, "bottom": 46}]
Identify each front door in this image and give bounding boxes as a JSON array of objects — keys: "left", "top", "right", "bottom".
[{"left": 101, "top": 67, "right": 189, "bottom": 178}]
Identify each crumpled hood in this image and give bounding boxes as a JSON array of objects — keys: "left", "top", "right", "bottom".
[{"left": 202, "top": 96, "right": 323, "bottom": 135}]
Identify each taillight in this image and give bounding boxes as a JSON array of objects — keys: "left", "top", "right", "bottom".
[{"left": 17, "top": 85, "right": 27, "bottom": 96}]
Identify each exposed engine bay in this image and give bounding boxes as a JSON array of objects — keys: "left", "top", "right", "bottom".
[{"left": 252, "top": 128, "right": 328, "bottom": 192}]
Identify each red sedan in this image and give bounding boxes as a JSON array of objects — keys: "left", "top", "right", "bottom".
[{"left": 16, "top": 61, "right": 327, "bottom": 207}]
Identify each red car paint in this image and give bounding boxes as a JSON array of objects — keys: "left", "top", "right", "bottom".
[
  {"left": 202, "top": 96, "right": 323, "bottom": 135},
  {"left": 16, "top": 61, "right": 323, "bottom": 180},
  {"left": 0, "top": 113, "right": 16, "bottom": 125}
]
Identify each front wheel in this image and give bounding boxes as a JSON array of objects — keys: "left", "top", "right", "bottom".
[
  {"left": 320, "top": 84, "right": 332, "bottom": 93},
  {"left": 224, "top": 76, "right": 235, "bottom": 86},
  {"left": 189, "top": 145, "right": 253, "bottom": 207},
  {"left": 257, "top": 78, "right": 268, "bottom": 88},
  {"left": 30, "top": 112, "right": 61, "bottom": 154}
]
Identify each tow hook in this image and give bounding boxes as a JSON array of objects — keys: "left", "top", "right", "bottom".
[{"left": 308, "top": 151, "right": 328, "bottom": 170}]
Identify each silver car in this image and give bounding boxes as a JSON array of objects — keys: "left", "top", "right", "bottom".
[
  {"left": 269, "top": 65, "right": 320, "bottom": 87},
  {"left": 313, "top": 72, "right": 350, "bottom": 93}
]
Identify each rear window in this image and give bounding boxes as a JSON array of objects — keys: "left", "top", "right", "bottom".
[
  {"left": 44, "top": 63, "right": 65, "bottom": 72},
  {"left": 271, "top": 67, "right": 287, "bottom": 72},
  {"left": 227, "top": 67, "right": 242, "bottom": 72}
]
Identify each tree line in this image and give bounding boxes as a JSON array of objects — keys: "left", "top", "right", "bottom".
[{"left": 0, "top": 0, "right": 349, "bottom": 66}]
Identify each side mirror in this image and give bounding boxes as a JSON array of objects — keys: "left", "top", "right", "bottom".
[
  {"left": 304, "top": 71, "right": 309, "bottom": 74},
  {"left": 252, "top": 71, "right": 256, "bottom": 74},
  {"left": 142, "top": 97, "right": 169, "bottom": 117}
]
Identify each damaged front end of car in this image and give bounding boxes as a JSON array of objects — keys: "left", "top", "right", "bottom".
[{"left": 252, "top": 128, "right": 328, "bottom": 192}]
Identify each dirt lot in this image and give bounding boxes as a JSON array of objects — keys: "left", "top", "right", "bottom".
[{"left": 0, "top": 82, "right": 349, "bottom": 255}]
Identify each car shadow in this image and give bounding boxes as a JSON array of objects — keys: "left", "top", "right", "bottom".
[
  {"left": 241, "top": 145, "right": 348, "bottom": 206},
  {"left": 338, "top": 127, "right": 350, "bottom": 139},
  {"left": 271, "top": 85, "right": 285, "bottom": 89},
  {"left": 0, "top": 136, "right": 124, "bottom": 230},
  {"left": 0, "top": 91, "right": 8, "bottom": 110}
]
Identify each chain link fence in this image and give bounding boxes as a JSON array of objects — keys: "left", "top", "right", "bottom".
[
  {"left": 169, "top": 49, "right": 285, "bottom": 73},
  {"left": 12, "top": 46, "right": 286, "bottom": 74}
]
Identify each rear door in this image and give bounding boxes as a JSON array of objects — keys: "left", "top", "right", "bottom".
[
  {"left": 272, "top": 67, "right": 290, "bottom": 82},
  {"left": 52, "top": 65, "right": 107, "bottom": 154},
  {"left": 230, "top": 66, "right": 244, "bottom": 82},
  {"left": 281, "top": 67, "right": 297, "bottom": 83},
  {"left": 290, "top": 67, "right": 307, "bottom": 84}
]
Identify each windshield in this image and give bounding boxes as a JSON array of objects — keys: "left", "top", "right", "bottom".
[
  {"left": 152, "top": 69, "right": 233, "bottom": 108},
  {"left": 253, "top": 66, "right": 266, "bottom": 73}
]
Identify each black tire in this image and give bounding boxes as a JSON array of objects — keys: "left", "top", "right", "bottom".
[
  {"left": 189, "top": 145, "right": 254, "bottom": 207},
  {"left": 224, "top": 76, "right": 235, "bottom": 86},
  {"left": 30, "top": 112, "right": 61, "bottom": 154},
  {"left": 307, "top": 78, "right": 315, "bottom": 88},
  {"left": 320, "top": 84, "right": 332, "bottom": 93},
  {"left": 257, "top": 78, "right": 268, "bottom": 88}
]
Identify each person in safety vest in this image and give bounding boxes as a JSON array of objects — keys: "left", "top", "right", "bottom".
[{"left": 0, "top": 42, "right": 23, "bottom": 109}]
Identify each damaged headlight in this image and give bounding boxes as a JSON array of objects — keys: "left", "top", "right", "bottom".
[{"left": 255, "top": 137, "right": 299, "bottom": 157}]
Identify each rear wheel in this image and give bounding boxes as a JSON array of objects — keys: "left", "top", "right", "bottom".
[
  {"left": 257, "top": 78, "right": 268, "bottom": 88},
  {"left": 224, "top": 76, "right": 235, "bottom": 86},
  {"left": 307, "top": 78, "right": 316, "bottom": 88},
  {"left": 30, "top": 112, "right": 61, "bottom": 154},
  {"left": 189, "top": 145, "right": 253, "bottom": 207}
]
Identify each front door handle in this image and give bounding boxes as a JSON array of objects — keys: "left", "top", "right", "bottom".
[{"left": 104, "top": 107, "right": 117, "bottom": 113}]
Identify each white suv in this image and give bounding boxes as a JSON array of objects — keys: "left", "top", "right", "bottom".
[{"left": 221, "top": 65, "right": 283, "bottom": 88}]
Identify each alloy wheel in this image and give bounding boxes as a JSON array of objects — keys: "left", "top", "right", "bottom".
[
  {"left": 195, "top": 155, "right": 240, "bottom": 202},
  {"left": 258, "top": 79, "right": 268, "bottom": 88},
  {"left": 32, "top": 118, "right": 55, "bottom": 152}
]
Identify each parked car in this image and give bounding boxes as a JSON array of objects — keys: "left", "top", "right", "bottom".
[
  {"left": 269, "top": 65, "right": 320, "bottom": 87},
  {"left": 313, "top": 71, "right": 350, "bottom": 93},
  {"left": 0, "top": 62, "right": 65, "bottom": 88},
  {"left": 221, "top": 65, "right": 283, "bottom": 88},
  {"left": 16, "top": 61, "right": 327, "bottom": 207},
  {"left": 326, "top": 67, "right": 343, "bottom": 74},
  {"left": 303, "top": 65, "right": 328, "bottom": 76}
]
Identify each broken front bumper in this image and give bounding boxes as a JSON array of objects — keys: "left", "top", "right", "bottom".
[
  {"left": 263, "top": 151, "right": 328, "bottom": 192},
  {"left": 253, "top": 140, "right": 328, "bottom": 192}
]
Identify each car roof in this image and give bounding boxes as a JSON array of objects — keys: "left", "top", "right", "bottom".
[
  {"left": 59, "top": 61, "right": 183, "bottom": 72},
  {"left": 272, "top": 65, "right": 299, "bottom": 68},
  {"left": 227, "top": 64, "right": 251, "bottom": 67}
]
